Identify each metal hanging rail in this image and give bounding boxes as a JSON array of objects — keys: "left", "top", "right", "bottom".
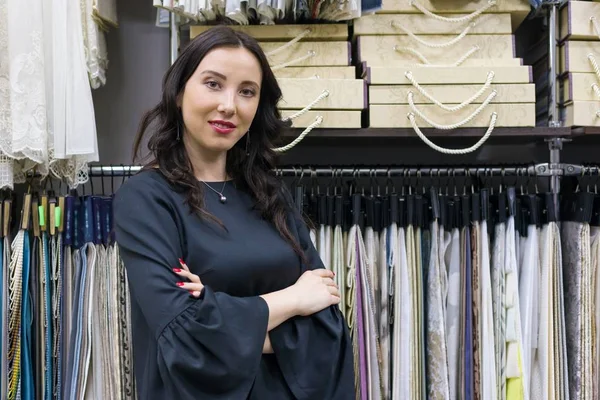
[{"left": 86, "top": 163, "right": 600, "bottom": 178}]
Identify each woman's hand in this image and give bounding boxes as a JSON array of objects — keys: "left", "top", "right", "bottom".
[
  {"left": 289, "top": 269, "right": 340, "bottom": 317},
  {"left": 174, "top": 259, "right": 204, "bottom": 297}
]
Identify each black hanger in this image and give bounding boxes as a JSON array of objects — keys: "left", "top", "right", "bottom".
[
  {"left": 520, "top": 200, "right": 529, "bottom": 237},
  {"left": 382, "top": 196, "right": 390, "bottom": 229},
  {"left": 514, "top": 197, "right": 523, "bottom": 237},
  {"left": 562, "top": 190, "right": 594, "bottom": 223},
  {"left": 352, "top": 193, "right": 362, "bottom": 227},
  {"left": 447, "top": 197, "right": 455, "bottom": 231},
  {"left": 390, "top": 193, "right": 399, "bottom": 227},
  {"left": 398, "top": 195, "right": 406, "bottom": 229},
  {"left": 496, "top": 191, "right": 507, "bottom": 225},
  {"left": 373, "top": 196, "right": 382, "bottom": 233},
  {"left": 422, "top": 195, "right": 430, "bottom": 229},
  {"left": 414, "top": 194, "right": 423, "bottom": 229},
  {"left": 308, "top": 191, "right": 318, "bottom": 225},
  {"left": 591, "top": 194, "right": 600, "bottom": 227},
  {"left": 318, "top": 193, "right": 327, "bottom": 226},
  {"left": 334, "top": 195, "right": 343, "bottom": 227},
  {"left": 407, "top": 194, "right": 415, "bottom": 228},
  {"left": 326, "top": 193, "right": 335, "bottom": 229},
  {"left": 439, "top": 194, "right": 448, "bottom": 230},
  {"left": 543, "top": 193, "right": 559, "bottom": 223},
  {"left": 365, "top": 195, "right": 374, "bottom": 229},
  {"left": 294, "top": 185, "right": 304, "bottom": 214}
]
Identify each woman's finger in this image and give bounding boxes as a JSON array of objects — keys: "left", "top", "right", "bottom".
[
  {"left": 178, "top": 258, "right": 190, "bottom": 272},
  {"left": 328, "top": 286, "right": 340, "bottom": 298},
  {"left": 173, "top": 267, "right": 202, "bottom": 284},
  {"left": 176, "top": 281, "right": 204, "bottom": 292},
  {"left": 312, "top": 269, "right": 334, "bottom": 279},
  {"left": 322, "top": 278, "right": 337, "bottom": 287}
]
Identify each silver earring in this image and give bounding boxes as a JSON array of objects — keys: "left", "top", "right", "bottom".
[{"left": 245, "top": 131, "right": 250, "bottom": 156}]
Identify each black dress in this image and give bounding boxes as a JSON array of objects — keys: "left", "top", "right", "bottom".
[{"left": 113, "top": 170, "right": 355, "bottom": 400}]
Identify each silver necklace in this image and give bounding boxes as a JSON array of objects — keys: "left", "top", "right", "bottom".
[{"left": 201, "top": 181, "right": 228, "bottom": 203}]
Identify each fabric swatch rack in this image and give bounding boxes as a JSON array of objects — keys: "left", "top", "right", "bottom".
[{"left": 1, "top": 161, "right": 600, "bottom": 399}]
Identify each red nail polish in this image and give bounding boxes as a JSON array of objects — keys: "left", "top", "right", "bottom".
[
  {"left": 179, "top": 258, "right": 185, "bottom": 264},
  {"left": 176, "top": 282, "right": 184, "bottom": 287},
  {"left": 173, "top": 268, "right": 181, "bottom": 273}
]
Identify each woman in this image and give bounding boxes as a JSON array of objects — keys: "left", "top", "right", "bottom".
[{"left": 113, "top": 26, "right": 355, "bottom": 399}]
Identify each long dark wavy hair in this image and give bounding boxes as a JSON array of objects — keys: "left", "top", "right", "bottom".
[{"left": 133, "top": 26, "right": 307, "bottom": 264}]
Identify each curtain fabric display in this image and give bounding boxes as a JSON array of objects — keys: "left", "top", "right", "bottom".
[
  {"left": 289, "top": 172, "right": 599, "bottom": 400},
  {"left": 0, "top": 191, "right": 135, "bottom": 400},
  {"left": 0, "top": 167, "right": 599, "bottom": 399}
]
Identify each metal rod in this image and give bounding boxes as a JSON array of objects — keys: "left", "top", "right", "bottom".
[
  {"left": 169, "top": 13, "right": 179, "bottom": 65},
  {"left": 87, "top": 164, "right": 600, "bottom": 178},
  {"left": 548, "top": 139, "right": 563, "bottom": 195},
  {"left": 547, "top": 1, "right": 561, "bottom": 128}
]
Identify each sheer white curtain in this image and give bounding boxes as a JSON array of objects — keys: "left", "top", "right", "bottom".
[{"left": 0, "top": 0, "right": 116, "bottom": 189}]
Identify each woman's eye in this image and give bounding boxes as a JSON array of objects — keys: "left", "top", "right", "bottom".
[
  {"left": 205, "top": 81, "right": 220, "bottom": 89},
  {"left": 241, "top": 89, "right": 256, "bottom": 97}
]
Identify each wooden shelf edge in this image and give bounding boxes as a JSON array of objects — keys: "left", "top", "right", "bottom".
[
  {"left": 572, "top": 126, "right": 600, "bottom": 135},
  {"left": 283, "top": 126, "right": 573, "bottom": 138}
]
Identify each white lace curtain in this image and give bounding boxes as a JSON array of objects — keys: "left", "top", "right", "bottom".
[{"left": 0, "top": 0, "right": 117, "bottom": 189}]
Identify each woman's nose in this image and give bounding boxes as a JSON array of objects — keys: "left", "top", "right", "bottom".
[{"left": 217, "top": 92, "right": 236, "bottom": 116}]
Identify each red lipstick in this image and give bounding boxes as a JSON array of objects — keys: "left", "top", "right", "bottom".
[{"left": 209, "top": 120, "right": 236, "bottom": 134}]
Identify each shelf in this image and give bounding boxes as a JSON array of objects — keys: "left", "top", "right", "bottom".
[
  {"left": 283, "top": 126, "right": 573, "bottom": 138},
  {"left": 571, "top": 126, "right": 600, "bottom": 135}
]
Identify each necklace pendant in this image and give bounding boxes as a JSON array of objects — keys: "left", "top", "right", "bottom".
[{"left": 219, "top": 195, "right": 227, "bottom": 203}]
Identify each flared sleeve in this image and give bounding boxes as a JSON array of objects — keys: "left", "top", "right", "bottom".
[
  {"left": 113, "top": 177, "right": 269, "bottom": 399},
  {"left": 268, "top": 196, "right": 356, "bottom": 400}
]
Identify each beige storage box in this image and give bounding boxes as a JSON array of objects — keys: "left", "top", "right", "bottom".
[
  {"left": 364, "top": 65, "right": 532, "bottom": 84},
  {"left": 359, "top": 58, "right": 523, "bottom": 68},
  {"left": 260, "top": 41, "right": 351, "bottom": 68},
  {"left": 281, "top": 111, "right": 362, "bottom": 128},
  {"left": 277, "top": 78, "right": 366, "bottom": 128},
  {"left": 190, "top": 24, "right": 352, "bottom": 71},
  {"left": 370, "top": 83, "right": 535, "bottom": 104},
  {"left": 560, "top": 72, "right": 600, "bottom": 103},
  {"left": 274, "top": 66, "right": 356, "bottom": 79},
  {"left": 357, "top": 34, "right": 515, "bottom": 66},
  {"left": 559, "top": 41, "right": 600, "bottom": 74},
  {"left": 377, "top": 0, "right": 531, "bottom": 29},
  {"left": 561, "top": 101, "right": 600, "bottom": 126},
  {"left": 354, "top": 13, "right": 512, "bottom": 35},
  {"left": 559, "top": 1, "right": 600, "bottom": 41},
  {"left": 278, "top": 78, "right": 367, "bottom": 110},
  {"left": 370, "top": 103, "right": 535, "bottom": 127},
  {"left": 190, "top": 24, "right": 348, "bottom": 41},
  {"left": 367, "top": 65, "right": 535, "bottom": 128}
]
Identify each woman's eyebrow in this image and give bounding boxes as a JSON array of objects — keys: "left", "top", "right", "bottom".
[{"left": 201, "top": 70, "right": 259, "bottom": 87}]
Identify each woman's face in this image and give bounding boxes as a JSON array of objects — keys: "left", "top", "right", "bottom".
[{"left": 180, "top": 46, "right": 262, "bottom": 156}]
